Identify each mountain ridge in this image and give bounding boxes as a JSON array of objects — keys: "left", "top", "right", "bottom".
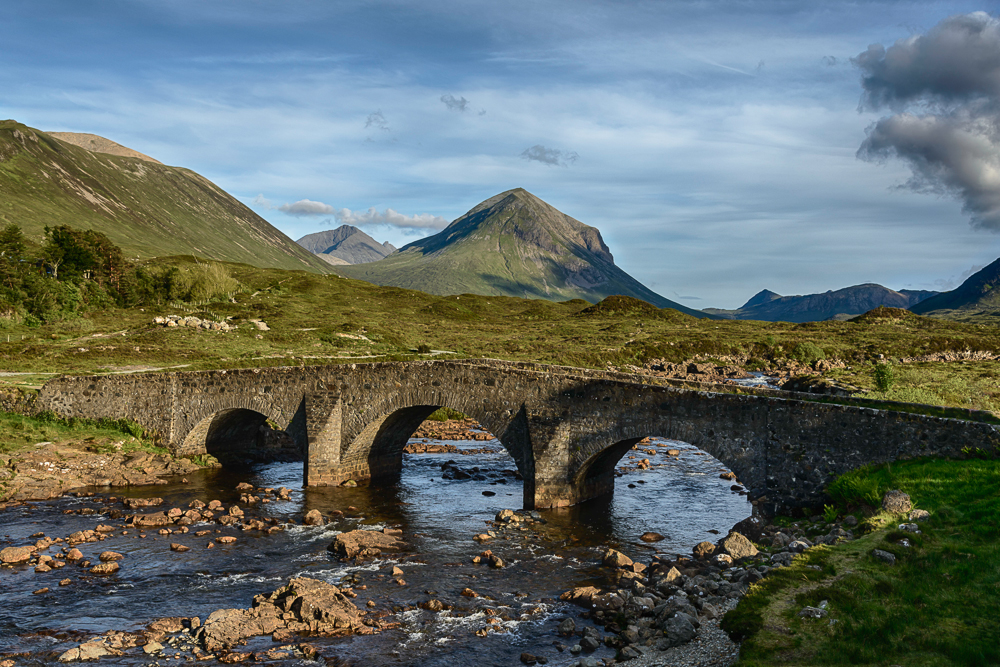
[
  {"left": 911, "top": 258, "right": 1000, "bottom": 314},
  {"left": 336, "top": 188, "right": 707, "bottom": 316},
  {"left": 0, "top": 120, "right": 331, "bottom": 273},
  {"left": 704, "top": 283, "right": 938, "bottom": 322}
]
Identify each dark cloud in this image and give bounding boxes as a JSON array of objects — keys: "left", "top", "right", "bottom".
[
  {"left": 822, "top": 55, "right": 838, "bottom": 66},
  {"left": 520, "top": 144, "right": 579, "bottom": 166},
  {"left": 855, "top": 12, "right": 1000, "bottom": 110},
  {"left": 365, "top": 109, "right": 389, "bottom": 131},
  {"left": 440, "top": 94, "right": 470, "bottom": 112},
  {"left": 854, "top": 12, "right": 1000, "bottom": 230}
]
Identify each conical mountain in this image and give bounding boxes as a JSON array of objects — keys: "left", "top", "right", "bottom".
[
  {"left": 296, "top": 225, "right": 396, "bottom": 264},
  {"left": 911, "top": 258, "right": 1000, "bottom": 314},
  {"left": 0, "top": 120, "right": 330, "bottom": 273},
  {"left": 336, "top": 188, "right": 705, "bottom": 316}
]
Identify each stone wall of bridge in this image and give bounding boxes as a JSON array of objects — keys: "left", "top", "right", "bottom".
[{"left": 37, "top": 360, "right": 1000, "bottom": 514}]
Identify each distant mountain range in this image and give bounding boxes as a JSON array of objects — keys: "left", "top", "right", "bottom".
[
  {"left": 704, "top": 284, "right": 938, "bottom": 322},
  {"left": 296, "top": 225, "right": 396, "bottom": 265},
  {"left": 911, "top": 258, "right": 1000, "bottom": 315},
  {"left": 0, "top": 120, "right": 330, "bottom": 273},
  {"left": 335, "top": 188, "right": 708, "bottom": 317}
]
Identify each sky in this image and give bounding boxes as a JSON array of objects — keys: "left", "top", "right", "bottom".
[{"left": 3, "top": 1, "right": 1000, "bottom": 309}]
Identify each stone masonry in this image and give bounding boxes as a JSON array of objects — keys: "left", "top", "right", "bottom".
[{"left": 37, "top": 360, "right": 1000, "bottom": 514}]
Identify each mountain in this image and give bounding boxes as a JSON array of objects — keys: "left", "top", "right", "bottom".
[
  {"left": 704, "top": 284, "right": 938, "bottom": 322},
  {"left": 0, "top": 120, "right": 331, "bottom": 273},
  {"left": 296, "top": 225, "right": 396, "bottom": 264},
  {"left": 911, "top": 258, "right": 1000, "bottom": 314},
  {"left": 335, "top": 188, "right": 707, "bottom": 316}
]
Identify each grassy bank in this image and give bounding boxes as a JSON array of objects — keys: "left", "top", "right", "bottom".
[
  {"left": 724, "top": 458, "right": 1000, "bottom": 666},
  {"left": 0, "top": 410, "right": 163, "bottom": 456}
]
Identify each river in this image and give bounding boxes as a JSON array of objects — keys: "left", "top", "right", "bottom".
[{"left": 0, "top": 435, "right": 751, "bottom": 666}]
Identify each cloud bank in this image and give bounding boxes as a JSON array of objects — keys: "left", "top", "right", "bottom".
[
  {"left": 855, "top": 12, "right": 1000, "bottom": 230},
  {"left": 253, "top": 195, "right": 447, "bottom": 230},
  {"left": 440, "top": 94, "right": 469, "bottom": 112},
  {"left": 520, "top": 144, "right": 579, "bottom": 166},
  {"left": 334, "top": 207, "right": 449, "bottom": 230}
]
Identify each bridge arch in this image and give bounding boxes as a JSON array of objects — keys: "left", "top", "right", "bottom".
[{"left": 336, "top": 390, "right": 533, "bottom": 504}]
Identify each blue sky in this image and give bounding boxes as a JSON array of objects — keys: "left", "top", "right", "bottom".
[{"left": 3, "top": 1, "right": 998, "bottom": 308}]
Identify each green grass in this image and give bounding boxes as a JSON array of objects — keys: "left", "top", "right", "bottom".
[
  {"left": 726, "top": 458, "right": 1000, "bottom": 666},
  {"left": 0, "top": 409, "right": 164, "bottom": 456}
]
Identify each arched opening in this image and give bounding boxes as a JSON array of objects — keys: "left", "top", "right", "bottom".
[
  {"left": 186, "top": 408, "right": 300, "bottom": 467},
  {"left": 559, "top": 435, "right": 754, "bottom": 551},
  {"left": 346, "top": 403, "right": 532, "bottom": 504}
]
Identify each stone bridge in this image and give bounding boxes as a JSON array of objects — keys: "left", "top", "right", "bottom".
[{"left": 37, "top": 360, "right": 1000, "bottom": 514}]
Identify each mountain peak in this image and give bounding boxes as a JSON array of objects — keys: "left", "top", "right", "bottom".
[
  {"left": 742, "top": 289, "right": 782, "bottom": 308},
  {"left": 336, "top": 189, "right": 709, "bottom": 317},
  {"left": 296, "top": 225, "right": 396, "bottom": 264}
]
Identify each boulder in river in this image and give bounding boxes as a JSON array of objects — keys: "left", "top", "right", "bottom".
[
  {"left": 328, "top": 529, "right": 403, "bottom": 559},
  {"left": 198, "top": 577, "right": 368, "bottom": 652},
  {"left": 303, "top": 510, "right": 324, "bottom": 526},
  {"left": 0, "top": 546, "right": 34, "bottom": 564}
]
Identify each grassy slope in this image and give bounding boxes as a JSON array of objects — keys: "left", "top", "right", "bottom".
[
  {"left": 0, "top": 257, "right": 997, "bottom": 418},
  {"left": 0, "top": 120, "right": 331, "bottom": 274},
  {"left": 337, "top": 189, "right": 708, "bottom": 317},
  {"left": 727, "top": 458, "right": 1000, "bottom": 666}
]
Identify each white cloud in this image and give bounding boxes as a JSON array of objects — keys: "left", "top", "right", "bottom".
[
  {"left": 335, "top": 207, "right": 449, "bottom": 230},
  {"left": 278, "top": 199, "right": 337, "bottom": 216}
]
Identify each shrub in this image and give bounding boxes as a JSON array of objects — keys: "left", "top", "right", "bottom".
[
  {"left": 791, "top": 341, "right": 825, "bottom": 366},
  {"left": 873, "top": 361, "right": 895, "bottom": 393},
  {"left": 415, "top": 343, "right": 432, "bottom": 354}
]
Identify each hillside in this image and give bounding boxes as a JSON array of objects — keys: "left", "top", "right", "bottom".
[
  {"left": 704, "top": 284, "right": 937, "bottom": 322},
  {"left": 296, "top": 225, "right": 396, "bottom": 264},
  {"left": 0, "top": 120, "right": 331, "bottom": 273},
  {"left": 336, "top": 188, "right": 707, "bottom": 316},
  {"left": 911, "top": 258, "right": 1000, "bottom": 315}
]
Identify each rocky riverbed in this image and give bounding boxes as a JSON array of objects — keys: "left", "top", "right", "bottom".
[{"left": 0, "top": 436, "right": 758, "bottom": 666}]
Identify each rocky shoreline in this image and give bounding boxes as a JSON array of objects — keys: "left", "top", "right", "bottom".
[{"left": 0, "top": 441, "right": 218, "bottom": 504}]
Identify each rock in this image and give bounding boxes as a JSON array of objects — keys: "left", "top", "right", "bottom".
[
  {"left": 35, "top": 563, "right": 52, "bottom": 573},
  {"left": 65, "top": 548, "right": 83, "bottom": 561},
  {"left": 58, "top": 642, "right": 110, "bottom": 662},
  {"left": 788, "top": 540, "right": 811, "bottom": 553},
  {"left": 200, "top": 577, "right": 364, "bottom": 651},
  {"left": 660, "top": 613, "right": 697, "bottom": 647},
  {"left": 0, "top": 546, "right": 34, "bottom": 564},
  {"left": 578, "top": 657, "right": 600, "bottom": 667},
  {"left": 60, "top": 578, "right": 72, "bottom": 586},
  {"left": 495, "top": 509, "right": 515, "bottom": 523},
  {"left": 602, "top": 549, "right": 633, "bottom": 569},
  {"left": 460, "top": 588, "right": 479, "bottom": 598},
  {"left": 579, "top": 636, "right": 601, "bottom": 652},
  {"left": 898, "top": 523, "right": 920, "bottom": 533},
  {"left": 770, "top": 552, "right": 795, "bottom": 567},
  {"left": 712, "top": 553, "right": 733, "bottom": 567},
  {"left": 558, "top": 617, "right": 576, "bottom": 636},
  {"left": 90, "top": 562, "right": 119, "bottom": 575},
  {"left": 843, "top": 515, "right": 858, "bottom": 526},
  {"left": 216, "top": 536, "right": 237, "bottom": 544},
  {"left": 99, "top": 551, "right": 124, "bottom": 561},
  {"left": 718, "top": 532, "right": 758, "bottom": 559},
  {"left": 872, "top": 549, "right": 896, "bottom": 565},
  {"left": 123, "top": 497, "right": 163, "bottom": 508},
  {"left": 560, "top": 586, "right": 601, "bottom": 607},
  {"left": 235, "top": 482, "right": 254, "bottom": 492},
  {"left": 303, "top": 510, "right": 324, "bottom": 526},
  {"left": 170, "top": 543, "right": 190, "bottom": 552},
  {"left": 143, "top": 642, "right": 163, "bottom": 654},
  {"left": 881, "top": 490, "right": 912, "bottom": 514},
  {"left": 520, "top": 653, "right": 538, "bottom": 665},
  {"left": 798, "top": 606, "right": 828, "bottom": 619},
  {"left": 328, "top": 529, "right": 403, "bottom": 559},
  {"left": 149, "top": 618, "right": 186, "bottom": 632},
  {"left": 33, "top": 587, "right": 49, "bottom": 595},
  {"left": 129, "top": 512, "right": 172, "bottom": 527},
  {"left": 719, "top": 472, "right": 737, "bottom": 480},
  {"left": 909, "top": 509, "right": 931, "bottom": 522},
  {"left": 590, "top": 593, "right": 624, "bottom": 613},
  {"left": 692, "top": 541, "right": 715, "bottom": 559},
  {"left": 419, "top": 599, "right": 444, "bottom": 611},
  {"left": 640, "top": 532, "right": 665, "bottom": 542}
]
